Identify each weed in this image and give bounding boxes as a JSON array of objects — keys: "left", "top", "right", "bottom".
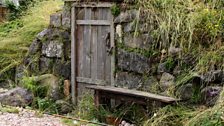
[{"left": 111, "top": 4, "right": 120, "bottom": 17}]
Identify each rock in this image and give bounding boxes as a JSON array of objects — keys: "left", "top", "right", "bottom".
[
  {"left": 121, "top": 120, "right": 126, "bottom": 125},
  {"left": 39, "top": 57, "right": 53, "bottom": 73},
  {"left": 159, "top": 73, "right": 175, "bottom": 91},
  {"left": 176, "top": 83, "right": 193, "bottom": 100},
  {"left": 123, "top": 34, "right": 152, "bottom": 49},
  {"left": 62, "top": 6, "right": 71, "bottom": 29},
  {"left": 140, "top": 76, "right": 159, "bottom": 92},
  {"left": 0, "top": 87, "right": 33, "bottom": 107},
  {"left": 202, "top": 70, "right": 224, "bottom": 84},
  {"left": 55, "top": 100, "right": 73, "bottom": 114},
  {"left": 115, "top": 72, "right": 143, "bottom": 89},
  {"left": 0, "top": 88, "right": 8, "bottom": 94},
  {"left": 27, "top": 74, "right": 63, "bottom": 101},
  {"left": 168, "top": 47, "right": 182, "bottom": 57},
  {"left": 157, "top": 62, "right": 170, "bottom": 74},
  {"left": 36, "top": 29, "right": 50, "bottom": 40},
  {"left": 50, "top": 13, "right": 62, "bottom": 28},
  {"left": 53, "top": 60, "right": 71, "bottom": 79},
  {"left": 173, "top": 65, "right": 181, "bottom": 76},
  {"left": 117, "top": 49, "right": 150, "bottom": 74},
  {"left": 15, "top": 65, "right": 26, "bottom": 82},
  {"left": 42, "top": 40, "right": 63, "bottom": 58},
  {"left": 114, "top": 10, "right": 139, "bottom": 23},
  {"left": 28, "top": 39, "right": 42, "bottom": 55},
  {"left": 123, "top": 22, "right": 135, "bottom": 33},
  {"left": 37, "top": 74, "right": 63, "bottom": 101},
  {"left": 123, "top": 22, "right": 149, "bottom": 33},
  {"left": 201, "top": 86, "right": 222, "bottom": 106},
  {"left": 124, "top": 123, "right": 131, "bottom": 126},
  {"left": 116, "top": 25, "right": 122, "bottom": 38}
]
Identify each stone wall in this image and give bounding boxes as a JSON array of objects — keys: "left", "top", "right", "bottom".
[
  {"left": 16, "top": 2, "right": 72, "bottom": 82},
  {"left": 14, "top": 1, "right": 224, "bottom": 106}
]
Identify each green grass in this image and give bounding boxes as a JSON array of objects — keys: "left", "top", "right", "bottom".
[{"left": 0, "top": 0, "right": 63, "bottom": 74}]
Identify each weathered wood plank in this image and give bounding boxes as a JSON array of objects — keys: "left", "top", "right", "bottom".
[
  {"left": 76, "top": 77, "right": 107, "bottom": 85},
  {"left": 72, "top": 2, "right": 113, "bottom": 8},
  {"left": 104, "top": 8, "right": 111, "bottom": 85},
  {"left": 71, "top": 6, "right": 76, "bottom": 104},
  {"left": 110, "top": 8, "right": 115, "bottom": 87},
  {"left": 76, "top": 20, "right": 111, "bottom": 25},
  {"left": 86, "top": 86, "right": 179, "bottom": 103},
  {"left": 97, "top": 8, "right": 104, "bottom": 80},
  {"left": 82, "top": 8, "right": 91, "bottom": 78}
]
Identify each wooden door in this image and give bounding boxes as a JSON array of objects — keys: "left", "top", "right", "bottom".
[{"left": 71, "top": 3, "right": 115, "bottom": 104}]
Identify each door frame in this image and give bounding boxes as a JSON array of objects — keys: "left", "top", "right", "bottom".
[{"left": 71, "top": 2, "right": 115, "bottom": 104}]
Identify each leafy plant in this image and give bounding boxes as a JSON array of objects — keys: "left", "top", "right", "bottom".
[{"left": 111, "top": 4, "right": 120, "bottom": 16}]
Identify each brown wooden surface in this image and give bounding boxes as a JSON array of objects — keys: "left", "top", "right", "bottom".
[
  {"left": 71, "top": 4, "right": 114, "bottom": 101},
  {"left": 86, "top": 86, "right": 179, "bottom": 103}
]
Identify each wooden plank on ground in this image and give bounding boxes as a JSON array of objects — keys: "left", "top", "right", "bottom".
[{"left": 86, "top": 86, "right": 179, "bottom": 103}]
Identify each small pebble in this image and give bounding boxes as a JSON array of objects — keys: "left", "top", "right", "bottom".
[{"left": 121, "top": 120, "right": 126, "bottom": 125}]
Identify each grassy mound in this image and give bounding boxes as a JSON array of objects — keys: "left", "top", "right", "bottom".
[{"left": 0, "top": 0, "right": 63, "bottom": 74}]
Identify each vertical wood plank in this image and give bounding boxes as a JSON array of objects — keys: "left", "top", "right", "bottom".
[
  {"left": 71, "top": 6, "right": 76, "bottom": 104},
  {"left": 97, "top": 8, "right": 103, "bottom": 80},
  {"left": 110, "top": 8, "right": 115, "bottom": 87},
  {"left": 105, "top": 8, "right": 112, "bottom": 85},
  {"left": 83, "top": 8, "right": 91, "bottom": 78},
  {"left": 91, "top": 9, "right": 98, "bottom": 80}
]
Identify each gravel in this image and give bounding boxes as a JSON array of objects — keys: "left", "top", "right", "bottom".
[{"left": 0, "top": 108, "right": 66, "bottom": 126}]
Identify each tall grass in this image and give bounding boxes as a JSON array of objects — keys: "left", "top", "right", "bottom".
[
  {"left": 0, "top": 0, "right": 63, "bottom": 74},
  {"left": 137, "top": 0, "right": 223, "bottom": 51}
]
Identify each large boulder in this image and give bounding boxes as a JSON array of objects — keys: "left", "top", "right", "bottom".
[
  {"left": 123, "top": 34, "right": 152, "bottom": 50},
  {"left": 53, "top": 60, "right": 71, "bottom": 79},
  {"left": 0, "top": 87, "right": 33, "bottom": 107},
  {"left": 33, "top": 74, "right": 63, "bottom": 101},
  {"left": 42, "top": 40, "right": 63, "bottom": 58},
  {"left": 115, "top": 72, "right": 143, "bottom": 89},
  {"left": 117, "top": 49, "right": 150, "bottom": 74}
]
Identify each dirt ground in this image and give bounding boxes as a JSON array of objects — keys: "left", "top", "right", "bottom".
[{"left": 0, "top": 108, "right": 66, "bottom": 126}]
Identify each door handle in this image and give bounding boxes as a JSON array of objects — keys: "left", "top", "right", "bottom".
[{"left": 105, "top": 32, "right": 113, "bottom": 55}]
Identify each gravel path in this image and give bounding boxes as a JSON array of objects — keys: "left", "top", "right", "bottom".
[{"left": 0, "top": 108, "right": 67, "bottom": 126}]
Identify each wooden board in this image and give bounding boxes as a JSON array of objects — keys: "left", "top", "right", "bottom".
[{"left": 86, "top": 86, "right": 179, "bottom": 103}]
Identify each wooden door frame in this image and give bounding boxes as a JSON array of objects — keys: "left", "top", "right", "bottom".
[{"left": 71, "top": 2, "right": 115, "bottom": 104}]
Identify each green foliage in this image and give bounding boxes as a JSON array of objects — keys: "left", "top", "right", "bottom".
[
  {"left": 34, "top": 98, "right": 58, "bottom": 114},
  {"left": 196, "top": 47, "right": 224, "bottom": 73},
  {"left": 143, "top": 105, "right": 199, "bottom": 126},
  {"left": 137, "top": 0, "right": 224, "bottom": 50},
  {"left": 165, "top": 57, "right": 175, "bottom": 71},
  {"left": 0, "top": 0, "right": 62, "bottom": 76},
  {"left": 21, "top": 76, "right": 49, "bottom": 98},
  {"left": 74, "top": 93, "right": 98, "bottom": 121},
  {"left": 111, "top": 4, "right": 120, "bottom": 16},
  {"left": 5, "top": 0, "right": 34, "bottom": 20}
]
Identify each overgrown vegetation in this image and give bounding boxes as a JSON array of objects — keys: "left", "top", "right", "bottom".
[{"left": 0, "top": 0, "right": 63, "bottom": 76}]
